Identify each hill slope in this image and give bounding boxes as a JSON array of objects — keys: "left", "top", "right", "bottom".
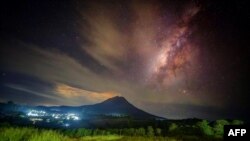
[{"left": 79, "top": 96, "right": 161, "bottom": 119}]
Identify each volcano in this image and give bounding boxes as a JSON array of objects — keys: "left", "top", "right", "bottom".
[{"left": 79, "top": 96, "right": 163, "bottom": 120}]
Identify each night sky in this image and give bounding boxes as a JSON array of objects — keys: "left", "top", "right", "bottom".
[{"left": 0, "top": 0, "right": 249, "bottom": 120}]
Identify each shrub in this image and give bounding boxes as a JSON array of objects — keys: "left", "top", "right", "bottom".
[
  {"left": 213, "top": 119, "right": 230, "bottom": 136},
  {"left": 196, "top": 120, "right": 214, "bottom": 136},
  {"left": 147, "top": 126, "right": 154, "bottom": 137},
  {"left": 156, "top": 128, "right": 162, "bottom": 136},
  {"left": 168, "top": 123, "right": 178, "bottom": 132},
  {"left": 135, "top": 127, "right": 145, "bottom": 136}
]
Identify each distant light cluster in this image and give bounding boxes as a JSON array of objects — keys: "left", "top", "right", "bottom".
[
  {"left": 51, "top": 113, "right": 80, "bottom": 121},
  {"left": 27, "top": 110, "right": 47, "bottom": 117},
  {"left": 26, "top": 110, "right": 80, "bottom": 127}
]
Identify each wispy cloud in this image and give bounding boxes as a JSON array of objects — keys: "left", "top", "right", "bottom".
[
  {"left": 5, "top": 84, "right": 55, "bottom": 99},
  {"left": 55, "top": 83, "right": 118, "bottom": 103},
  {"left": 1, "top": 41, "right": 138, "bottom": 105},
  {"left": 1, "top": 40, "right": 221, "bottom": 107}
]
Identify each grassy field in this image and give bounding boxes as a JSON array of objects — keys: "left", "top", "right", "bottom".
[
  {"left": 81, "top": 135, "right": 122, "bottom": 141},
  {"left": 80, "top": 136, "right": 223, "bottom": 141},
  {"left": 0, "top": 127, "right": 223, "bottom": 141},
  {"left": 0, "top": 117, "right": 243, "bottom": 141}
]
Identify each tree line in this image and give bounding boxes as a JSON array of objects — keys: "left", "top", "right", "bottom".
[{"left": 59, "top": 119, "right": 244, "bottom": 138}]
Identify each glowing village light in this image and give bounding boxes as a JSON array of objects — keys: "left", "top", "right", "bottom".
[
  {"left": 73, "top": 116, "right": 79, "bottom": 120},
  {"left": 27, "top": 112, "right": 38, "bottom": 117},
  {"left": 66, "top": 113, "right": 80, "bottom": 120},
  {"left": 27, "top": 110, "right": 46, "bottom": 117}
]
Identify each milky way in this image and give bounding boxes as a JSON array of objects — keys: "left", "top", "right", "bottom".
[
  {"left": 79, "top": 1, "right": 201, "bottom": 90},
  {"left": 147, "top": 5, "right": 200, "bottom": 88}
]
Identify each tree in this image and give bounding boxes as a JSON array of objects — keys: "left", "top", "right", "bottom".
[
  {"left": 213, "top": 120, "right": 230, "bottom": 136},
  {"left": 156, "top": 128, "right": 161, "bottom": 136},
  {"left": 168, "top": 123, "right": 178, "bottom": 132},
  {"left": 147, "top": 126, "right": 154, "bottom": 137},
  {"left": 196, "top": 120, "right": 214, "bottom": 136},
  {"left": 136, "top": 127, "right": 145, "bottom": 136},
  {"left": 128, "top": 128, "right": 135, "bottom": 136}
]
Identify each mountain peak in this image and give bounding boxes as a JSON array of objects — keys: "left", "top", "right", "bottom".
[
  {"left": 102, "top": 96, "right": 128, "bottom": 104},
  {"left": 92, "top": 96, "right": 162, "bottom": 120}
]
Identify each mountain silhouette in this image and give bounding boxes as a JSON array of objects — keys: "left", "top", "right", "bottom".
[{"left": 79, "top": 96, "right": 162, "bottom": 119}]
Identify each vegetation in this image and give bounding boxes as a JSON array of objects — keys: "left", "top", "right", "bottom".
[
  {"left": 0, "top": 127, "right": 68, "bottom": 141},
  {"left": 168, "top": 123, "right": 178, "bottom": 132},
  {"left": 196, "top": 120, "right": 214, "bottom": 136},
  {"left": 213, "top": 120, "right": 230, "bottom": 137},
  {"left": 0, "top": 119, "right": 244, "bottom": 141}
]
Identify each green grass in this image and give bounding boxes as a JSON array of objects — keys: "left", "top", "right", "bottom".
[
  {"left": 0, "top": 127, "right": 222, "bottom": 141},
  {"left": 117, "top": 136, "right": 222, "bottom": 141},
  {"left": 81, "top": 135, "right": 122, "bottom": 141},
  {"left": 29, "top": 130, "right": 68, "bottom": 141},
  {"left": 0, "top": 127, "right": 36, "bottom": 141},
  {"left": 118, "top": 136, "right": 181, "bottom": 141},
  {"left": 0, "top": 127, "right": 68, "bottom": 141}
]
